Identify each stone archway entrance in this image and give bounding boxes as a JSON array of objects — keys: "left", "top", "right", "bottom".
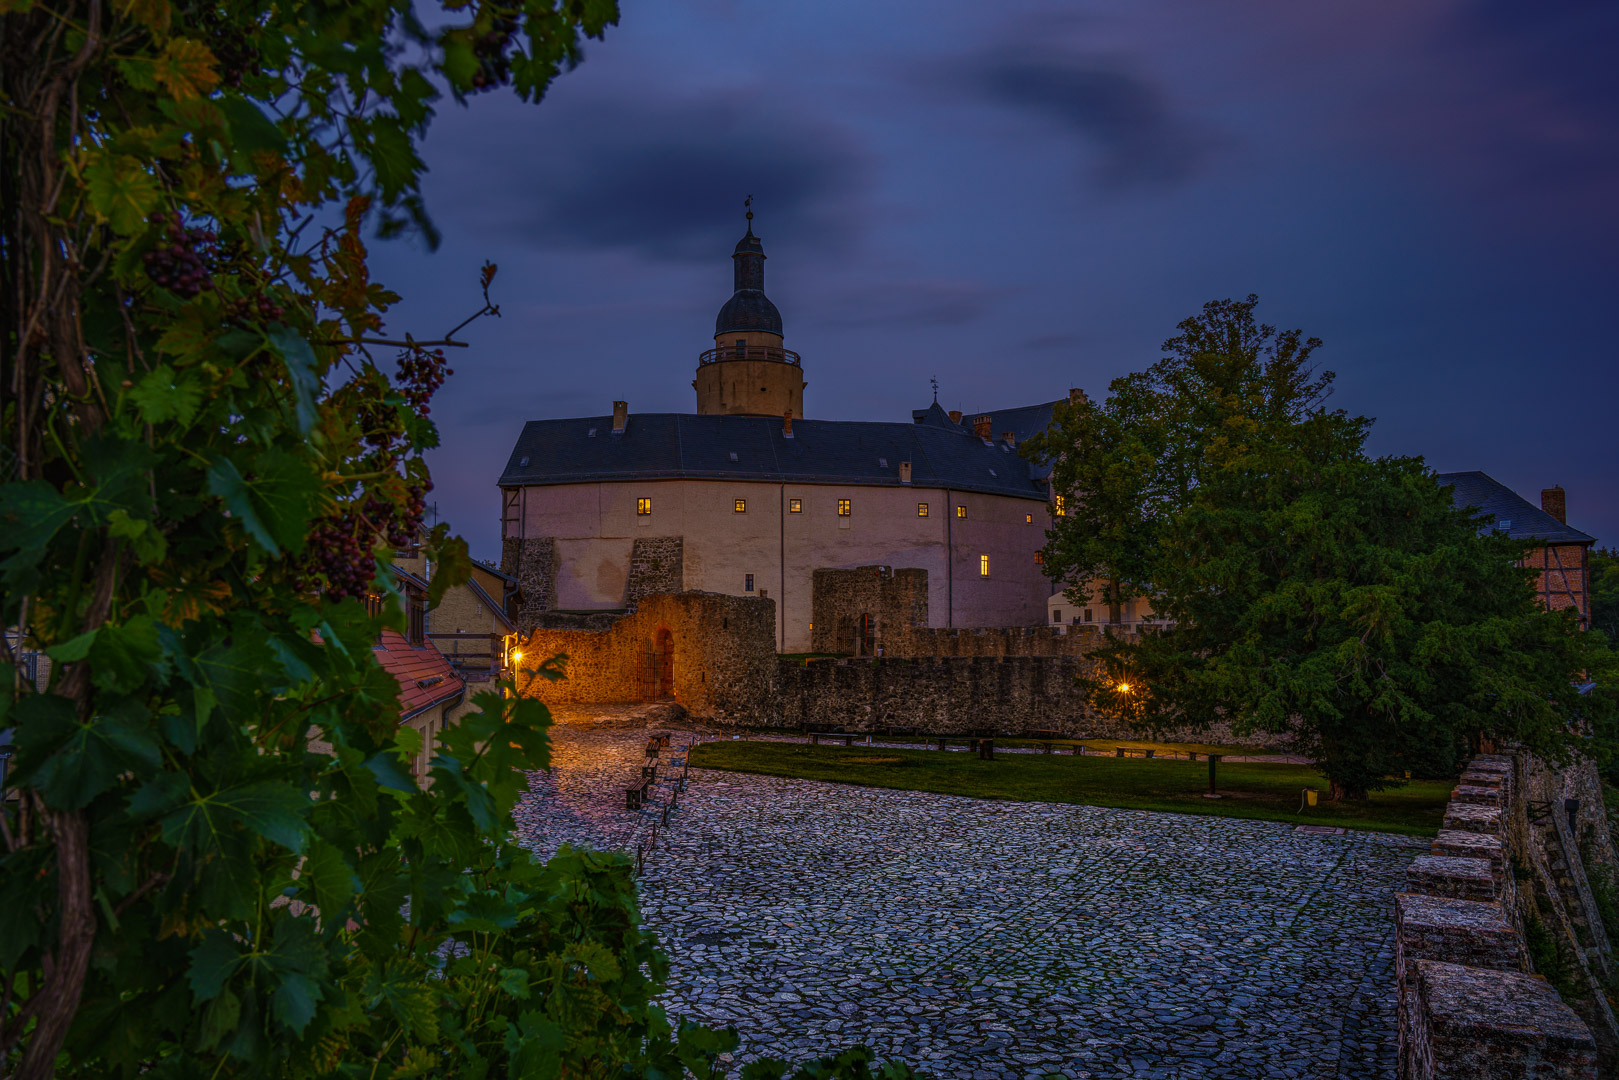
[{"left": 651, "top": 627, "right": 674, "bottom": 700}]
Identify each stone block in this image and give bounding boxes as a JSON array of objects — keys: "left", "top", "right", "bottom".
[
  {"left": 1395, "top": 893, "right": 1525, "bottom": 976},
  {"left": 1405, "top": 855, "right": 1499, "bottom": 902},
  {"left": 1408, "top": 960, "right": 1596, "bottom": 1079},
  {"left": 1469, "top": 755, "right": 1515, "bottom": 774},
  {"left": 1442, "top": 803, "right": 1503, "bottom": 836},
  {"left": 1452, "top": 784, "right": 1503, "bottom": 808},
  {"left": 1432, "top": 829, "right": 1507, "bottom": 877},
  {"left": 1460, "top": 770, "right": 1505, "bottom": 789}
]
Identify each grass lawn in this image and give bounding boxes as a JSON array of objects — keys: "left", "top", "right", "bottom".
[{"left": 688, "top": 740, "right": 1450, "bottom": 835}]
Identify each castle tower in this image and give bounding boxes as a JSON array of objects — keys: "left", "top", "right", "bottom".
[{"left": 694, "top": 203, "right": 807, "bottom": 417}]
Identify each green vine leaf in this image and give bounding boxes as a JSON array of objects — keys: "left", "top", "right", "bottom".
[{"left": 83, "top": 153, "right": 161, "bottom": 234}]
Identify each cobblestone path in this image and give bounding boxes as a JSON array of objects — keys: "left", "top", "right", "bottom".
[{"left": 514, "top": 719, "right": 1425, "bottom": 1080}]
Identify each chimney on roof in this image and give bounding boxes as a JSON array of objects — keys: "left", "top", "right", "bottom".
[
  {"left": 899, "top": 461, "right": 912, "bottom": 484},
  {"left": 948, "top": 409, "right": 963, "bottom": 425},
  {"left": 1001, "top": 431, "right": 1015, "bottom": 447},
  {"left": 782, "top": 409, "right": 794, "bottom": 438},
  {"left": 1542, "top": 486, "right": 1566, "bottom": 524},
  {"left": 973, "top": 415, "right": 993, "bottom": 439},
  {"left": 1069, "top": 387, "right": 1087, "bottom": 406},
  {"left": 612, "top": 400, "right": 627, "bottom": 434}
]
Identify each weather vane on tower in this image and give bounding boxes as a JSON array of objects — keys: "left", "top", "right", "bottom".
[
  {"left": 931, "top": 375, "right": 939, "bottom": 403},
  {"left": 745, "top": 194, "right": 754, "bottom": 226}
]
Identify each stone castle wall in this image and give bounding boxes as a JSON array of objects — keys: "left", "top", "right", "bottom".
[
  {"left": 516, "top": 592, "right": 775, "bottom": 722},
  {"left": 625, "top": 537, "right": 684, "bottom": 609},
  {"left": 810, "top": 566, "right": 928, "bottom": 655},
  {"left": 769, "top": 655, "right": 1281, "bottom": 745},
  {"left": 502, "top": 536, "right": 557, "bottom": 634},
  {"left": 1393, "top": 752, "right": 1617, "bottom": 1078}
]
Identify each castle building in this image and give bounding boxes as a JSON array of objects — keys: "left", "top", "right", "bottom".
[{"left": 498, "top": 215, "right": 1070, "bottom": 652}]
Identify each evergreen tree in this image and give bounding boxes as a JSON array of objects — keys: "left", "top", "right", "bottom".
[{"left": 1025, "top": 296, "right": 1616, "bottom": 799}]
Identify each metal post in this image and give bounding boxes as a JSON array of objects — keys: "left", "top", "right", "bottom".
[{"left": 1206, "top": 754, "right": 1221, "bottom": 799}]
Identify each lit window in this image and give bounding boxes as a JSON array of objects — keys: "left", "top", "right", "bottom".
[
  {"left": 956, "top": 505, "right": 967, "bottom": 519},
  {"left": 1035, "top": 552, "right": 1043, "bottom": 564},
  {"left": 838, "top": 499, "right": 851, "bottom": 516},
  {"left": 745, "top": 574, "right": 754, "bottom": 592},
  {"left": 1054, "top": 495, "right": 1066, "bottom": 517},
  {"left": 637, "top": 498, "right": 652, "bottom": 516},
  {"left": 917, "top": 502, "right": 929, "bottom": 517},
  {"left": 789, "top": 498, "right": 802, "bottom": 513},
  {"left": 735, "top": 498, "right": 747, "bottom": 513},
  {"left": 979, "top": 554, "right": 990, "bottom": 577},
  {"left": 1025, "top": 514, "right": 1033, "bottom": 524}
]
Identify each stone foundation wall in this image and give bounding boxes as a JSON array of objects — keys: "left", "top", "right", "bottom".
[
  {"left": 1394, "top": 752, "right": 1613, "bottom": 1078},
  {"left": 516, "top": 592, "right": 774, "bottom": 722},
  {"left": 502, "top": 536, "right": 557, "bottom": 634},
  {"left": 891, "top": 624, "right": 1115, "bottom": 658},
  {"left": 625, "top": 537, "right": 684, "bottom": 609}
]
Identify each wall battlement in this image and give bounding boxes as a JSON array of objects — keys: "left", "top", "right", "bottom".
[{"left": 1394, "top": 751, "right": 1619, "bottom": 1078}]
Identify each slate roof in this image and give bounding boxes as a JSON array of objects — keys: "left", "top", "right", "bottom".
[
  {"left": 1436, "top": 471, "right": 1597, "bottom": 546},
  {"left": 374, "top": 629, "right": 464, "bottom": 720},
  {"left": 912, "top": 399, "right": 1063, "bottom": 479},
  {"left": 500, "top": 412, "right": 1049, "bottom": 500}
]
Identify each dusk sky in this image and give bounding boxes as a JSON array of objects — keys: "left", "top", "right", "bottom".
[{"left": 374, "top": 0, "right": 1619, "bottom": 562}]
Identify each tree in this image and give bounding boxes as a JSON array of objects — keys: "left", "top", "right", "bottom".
[
  {"left": 1025, "top": 295, "right": 1617, "bottom": 800},
  {"left": 1592, "top": 547, "right": 1619, "bottom": 645}
]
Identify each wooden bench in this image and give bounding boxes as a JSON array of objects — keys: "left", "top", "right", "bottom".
[{"left": 808, "top": 731, "right": 863, "bottom": 746}]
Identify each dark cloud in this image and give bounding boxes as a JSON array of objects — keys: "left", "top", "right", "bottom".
[
  {"left": 948, "top": 48, "right": 1219, "bottom": 189},
  {"left": 815, "top": 279, "right": 1004, "bottom": 329},
  {"left": 435, "top": 92, "right": 869, "bottom": 261}
]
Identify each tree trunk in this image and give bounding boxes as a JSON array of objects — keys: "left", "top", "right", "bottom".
[{"left": 1329, "top": 779, "right": 1368, "bottom": 803}]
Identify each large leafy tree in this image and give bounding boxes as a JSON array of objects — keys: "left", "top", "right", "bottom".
[
  {"left": 1025, "top": 296, "right": 1616, "bottom": 799},
  {"left": 1592, "top": 547, "right": 1619, "bottom": 645}
]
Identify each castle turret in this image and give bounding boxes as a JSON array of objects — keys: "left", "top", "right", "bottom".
[{"left": 694, "top": 203, "right": 807, "bottom": 417}]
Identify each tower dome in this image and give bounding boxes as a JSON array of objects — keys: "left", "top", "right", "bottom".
[
  {"left": 715, "top": 225, "right": 783, "bottom": 336},
  {"left": 694, "top": 201, "right": 806, "bottom": 418}
]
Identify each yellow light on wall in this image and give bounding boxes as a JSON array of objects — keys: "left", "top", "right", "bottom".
[{"left": 512, "top": 651, "right": 524, "bottom": 663}]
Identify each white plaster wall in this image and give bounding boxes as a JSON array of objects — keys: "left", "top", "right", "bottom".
[{"left": 509, "top": 479, "right": 1051, "bottom": 651}]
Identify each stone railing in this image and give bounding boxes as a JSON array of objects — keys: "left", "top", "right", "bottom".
[{"left": 1395, "top": 753, "right": 1600, "bottom": 1078}]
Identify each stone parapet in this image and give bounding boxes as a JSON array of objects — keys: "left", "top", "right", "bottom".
[
  {"left": 1407, "top": 960, "right": 1596, "bottom": 1079},
  {"left": 1406, "top": 855, "right": 1501, "bottom": 903},
  {"left": 1442, "top": 803, "right": 1504, "bottom": 836},
  {"left": 1432, "top": 829, "right": 1508, "bottom": 878},
  {"left": 1398, "top": 753, "right": 1602, "bottom": 1078}
]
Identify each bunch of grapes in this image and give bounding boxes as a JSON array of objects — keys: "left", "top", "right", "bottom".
[
  {"left": 467, "top": 15, "right": 519, "bottom": 92},
  {"left": 143, "top": 213, "right": 216, "bottom": 299},
  {"left": 304, "top": 513, "right": 376, "bottom": 601},
  {"left": 395, "top": 347, "right": 453, "bottom": 412},
  {"left": 199, "top": 8, "right": 262, "bottom": 87},
  {"left": 228, "top": 293, "right": 287, "bottom": 326}
]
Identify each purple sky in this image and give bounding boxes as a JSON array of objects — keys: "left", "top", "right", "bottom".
[{"left": 373, "top": 0, "right": 1619, "bottom": 562}]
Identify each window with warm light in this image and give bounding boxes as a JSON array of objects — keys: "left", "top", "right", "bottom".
[
  {"left": 1035, "top": 552, "right": 1043, "bottom": 564},
  {"left": 917, "top": 502, "right": 929, "bottom": 517},
  {"left": 1054, "top": 495, "right": 1066, "bottom": 517},
  {"left": 734, "top": 498, "right": 746, "bottom": 513},
  {"left": 789, "top": 498, "right": 802, "bottom": 513},
  {"left": 636, "top": 497, "right": 651, "bottom": 516},
  {"left": 979, "top": 554, "right": 989, "bottom": 576},
  {"left": 956, "top": 505, "right": 967, "bottom": 519},
  {"left": 838, "top": 499, "right": 851, "bottom": 516}
]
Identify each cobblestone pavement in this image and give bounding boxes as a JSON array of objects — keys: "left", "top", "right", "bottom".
[{"left": 514, "top": 717, "right": 1425, "bottom": 1080}]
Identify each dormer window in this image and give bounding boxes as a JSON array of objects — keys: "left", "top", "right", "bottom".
[
  {"left": 518, "top": 456, "right": 529, "bottom": 466},
  {"left": 729, "top": 452, "right": 738, "bottom": 462},
  {"left": 879, "top": 458, "right": 888, "bottom": 468},
  {"left": 588, "top": 428, "right": 597, "bottom": 437}
]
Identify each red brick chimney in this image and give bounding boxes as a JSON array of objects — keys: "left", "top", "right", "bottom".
[
  {"left": 782, "top": 409, "right": 794, "bottom": 438},
  {"left": 948, "top": 409, "right": 963, "bottom": 425},
  {"left": 1001, "top": 431, "right": 1016, "bottom": 447},
  {"left": 612, "top": 400, "right": 627, "bottom": 434},
  {"left": 899, "top": 461, "right": 912, "bottom": 484},
  {"left": 1068, "top": 387, "right": 1087, "bottom": 406},
  {"left": 1542, "top": 486, "right": 1566, "bottom": 524},
  {"left": 973, "top": 415, "right": 993, "bottom": 439}
]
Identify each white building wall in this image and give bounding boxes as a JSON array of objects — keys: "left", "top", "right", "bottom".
[{"left": 510, "top": 478, "right": 1051, "bottom": 651}]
